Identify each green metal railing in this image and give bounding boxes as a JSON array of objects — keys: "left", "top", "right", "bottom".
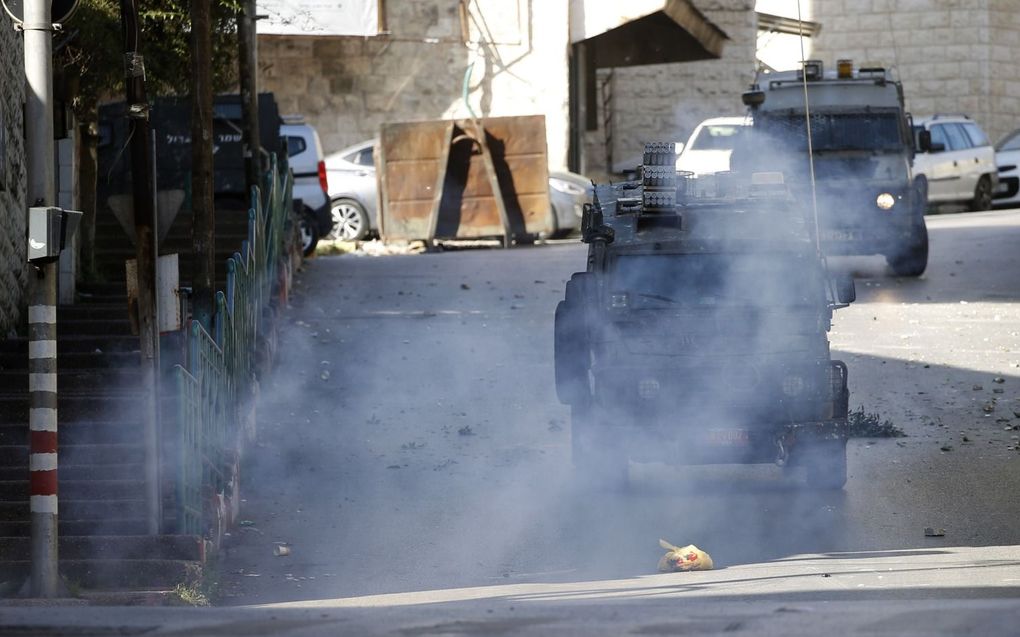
[{"left": 174, "top": 154, "right": 294, "bottom": 536}]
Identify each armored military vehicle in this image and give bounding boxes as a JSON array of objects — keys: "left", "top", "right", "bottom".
[
  {"left": 554, "top": 143, "right": 856, "bottom": 489},
  {"left": 742, "top": 59, "right": 928, "bottom": 276}
]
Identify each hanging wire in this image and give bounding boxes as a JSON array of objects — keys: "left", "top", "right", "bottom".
[{"left": 796, "top": 0, "right": 822, "bottom": 257}]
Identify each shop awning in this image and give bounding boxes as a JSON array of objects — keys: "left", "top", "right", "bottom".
[{"left": 570, "top": 0, "right": 728, "bottom": 68}]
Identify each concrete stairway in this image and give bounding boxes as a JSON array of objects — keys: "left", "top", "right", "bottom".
[{"left": 0, "top": 204, "right": 252, "bottom": 594}]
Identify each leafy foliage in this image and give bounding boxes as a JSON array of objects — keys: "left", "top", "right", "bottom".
[{"left": 58, "top": 0, "right": 241, "bottom": 118}]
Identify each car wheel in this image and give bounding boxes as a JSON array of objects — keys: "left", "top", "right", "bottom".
[
  {"left": 299, "top": 214, "right": 319, "bottom": 257},
  {"left": 971, "top": 175, "right": 993, "bottom": 211},
  {"left": 886, "top": 221, "right": 929, "bottom": 277},
  {"left": 329, "top": 198, "right": 370, "bottom": 241}
]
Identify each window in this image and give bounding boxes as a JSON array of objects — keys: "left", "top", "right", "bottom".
[
  {"left": 942, "top": 124, "right": 971, "bottom": 151},
  {"left": 285, "top": 136, "right": 307, "bottom": 157},
  {"left": 928, "top": 124, "right": 950, "bottom": 150},
  {"left": 690, "top": 125, "right": 745, "bottom": 151},
  {"left": 962, "top": 123, "right": 990, "bottom": 148},
  {"left": 997, "top": 130, "right": 1020, "bottom": 152},
  {"left": 355, "top": 146, "right": 374, "bottom": 166}
]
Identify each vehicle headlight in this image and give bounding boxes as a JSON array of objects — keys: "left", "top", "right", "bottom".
[
  {"left": 782, "top": 375, "right": 805, "bottom": 397},
  {"left": 550, "top": 178, "right": 586, "bottom": 196},
  {"left": 876, "top": 192, "right": 896, "bottom": 210},
  {"left": 638, "top": 378, "right": 661, "bottom": 400}
]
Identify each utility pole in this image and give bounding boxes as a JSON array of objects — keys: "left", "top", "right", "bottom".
[
  {"left": 119, "top": 0, "right": 162, "bottom": 535},
  {"left": 23, "top": 0, "right": 59, "bottom": 598},
  {"left": 191, "top": 0, "right": 215, "bottom": 329},
  {"left": 238, "top": 0, "right": 261, "bottom": 195}
]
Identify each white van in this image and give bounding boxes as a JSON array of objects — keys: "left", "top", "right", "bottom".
[{"left": 676, "top": 116, "right": 751, "bottom": 176}]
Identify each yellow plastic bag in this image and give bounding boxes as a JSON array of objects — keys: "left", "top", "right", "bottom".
[{"left": 657, "top": 539, "right": 714, "bottom": 572}]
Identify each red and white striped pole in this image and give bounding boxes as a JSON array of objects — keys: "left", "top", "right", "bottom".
[{"left": 24, "top": 0, "right": 60, "bottom": 597}]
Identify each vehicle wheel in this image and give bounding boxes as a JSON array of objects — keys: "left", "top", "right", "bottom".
[
  {"left": 554, "top": 300, "right": 588, "bottom": 405},
  {"left": 571, "top": 403, "right": 629, "bottom": 490},
  {"left": 886, "top": 221, "right": 929, "bottom": 277},
  {"left": 299, "top": 214, "right": 319, "bottom": 257},
  {"left": 971, "top": 175, "right": 993, "bottom": 211},
  {"left": 329, "top": 198, "right": 369, "bottom": 241},
  {"left": 801, "top": 439, "right": 848, "bottom": 490}
]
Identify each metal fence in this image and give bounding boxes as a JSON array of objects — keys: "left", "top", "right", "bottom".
[{"left": 174, "top": 154, "right": 293, "bottom": 536}]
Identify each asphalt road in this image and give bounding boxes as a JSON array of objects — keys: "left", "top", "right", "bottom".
[
  {"left": 214, "top": 210, "right": 1020, "bottom": 604},
  {"left": 5, "top": 211, "right": 1019, "bottom": 635}
]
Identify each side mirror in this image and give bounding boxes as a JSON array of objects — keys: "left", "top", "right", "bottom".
[
  {"left": 918, "top": 130, "right": 932, "bottom": 152},
  {"left": 834, "top": 275, "right": 856, "bottom": 304},
  {"left": 675, "top": 141, "right": 685, "bottom": 155}
]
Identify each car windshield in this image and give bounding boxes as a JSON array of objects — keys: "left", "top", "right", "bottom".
[
  {"left": 760, "top": 112, "right": 903, "bottom": 152},
  {"left": 690, "top": 124, "right": 746, "bottom": 151},
  {"left": 612, "top": 254, "right": 823, "bottom": 307}
]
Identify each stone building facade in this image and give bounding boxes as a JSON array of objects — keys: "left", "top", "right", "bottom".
[
  {"left": 586, "top": 1, "right": 756, "bottom": 174},
  {"left": 811, "top": 0, "right": 1020, "bottom": 143},
  {"left": 260, "top": 1, "right": 571, "bottom": 167},
  {"left": 257, "top": 1, "right": 757, "bottom": 174},
  {"left": 0, "top": 16, "right": 27, "bottom": 335}
]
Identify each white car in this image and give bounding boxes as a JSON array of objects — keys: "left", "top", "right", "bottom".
[
  {"left": 281, "top": 118, "right": 332, "bottom": 254},
  {"left": 912, "top": 115, "right": 997, "bottom": 211},
  {"left": 676, "top": 116, "right": 750, "bottom": 176},
  {"left": 993, "top": 128, "right": 1020, "bottom": 208},
  {"left": 325, "top": 139, "right": 591, "bottom": 241}
]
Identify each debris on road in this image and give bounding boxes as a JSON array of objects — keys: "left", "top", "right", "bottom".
[
  {"left": 940, "top": 444, "right": 953, "bottom": 452},
  {"left": 973, "top": 384, "right": 984, "bottom": 391},
  {"left": 401, "top": 441, "right": 426, "bottom": 450},
  {"left": 273, "top": 544, "right": 291, "bottom": 557},
  {"left": 460, "top": 283, "right": 471, "bottom": 290},
  {"left": 993, "top": 377, "right": 1005, "bottom": 384},
  {"left": 458, "top": 425, "right": 476, "bottom": 436},
  {"left": 657, "top": 539, "right": 714, "bottom": 572},
  {"left": 982, "top": 403, "right": 995, "bottom": 413},
  {"left": 847, "top": 406, "right": 905, "bottom": 437},
  {"left": 924, "top": 527, "right": 946, "bottom": 537},
  {"left": 320, "top": 370, "right": 330, "bottom": 381}
]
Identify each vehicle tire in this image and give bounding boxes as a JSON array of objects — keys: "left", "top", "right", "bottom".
[
  {"left": 329, "top": 198, "right": 370, "bottom": 241},
  {"left": 886, "top": 221, "right": 929, "bottom": 277},
  {"left": 571, "top": 402, "right": 629, "bottom": 490},
  {"left": 299, "top": 213, "right": 319, "bottom": 257},
  {"left": 971, "top": 175, "right": 993, "bottom": 212},
  {"left": 802, "top": 439, "right": 848, "bottom": 490},
  {"left": 554, "top": 300, "right": 588, "bottom": 405}
]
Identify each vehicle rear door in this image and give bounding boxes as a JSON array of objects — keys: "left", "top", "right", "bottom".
[
  {"left": 961, "top": 122, "right": 996, "bottom": 186},
  {"left": 941, "top": 123, "right": 977, "bottom": 199},
  {"left": 924, "top": 124, "right": 958, "bottom": 201}
]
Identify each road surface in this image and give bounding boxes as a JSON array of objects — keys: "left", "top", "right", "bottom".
[
  {"left": 216, "top": 210, "right": 1020, "bottom": 603},
  {"left": 4, "top": 211, "right": 1019, "bottom": 635}
]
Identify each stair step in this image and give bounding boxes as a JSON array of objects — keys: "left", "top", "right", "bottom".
[
  {"left": 0, "top": 463, "right": 145, "bottom": 482},
  {"left": 0, "top": 395, "right": 146, "bottom": 423},
  {"left": 0, "top": 480, "right": 143, "bottom": 500},
  {"left": 57, "top": 319, "right": 134, "bottom": 336},
  {"left": 58, "top": 304, "right": 129, "bottom": 321},
  {"left": 0, "top": 335, "right": 140, "bottom": 355},
  {"left": 0, "top": 351, "right": 140, "bottom": 370},
  {"left": 0, "top": 443, "right": 145, "bottom": 467},
  {"left": 0, "top": 369, "right": 142, "bottom": 393},
  {"left": 1, "top": 558, "right": 200, "bottom": 589},
  {"left": 0, "top": 534, "right": 203, "bottom": 562},
  {"left": 0, "top": 499, "right": 147, "bottom": 521},
  {"left": 0, "top": 422, "right": 141, "bottom": 447},
  {"left": 0, "top": 518, "right": 149, "bottom": 537}
]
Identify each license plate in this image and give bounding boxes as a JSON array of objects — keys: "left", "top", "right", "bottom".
[
  {"left": 821, "top": 230, "right": 860, "bottom": 241},
  {"left": 705, "top": 429, "right": 750, "bottom": 445}
]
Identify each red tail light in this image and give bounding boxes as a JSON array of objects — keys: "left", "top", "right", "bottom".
[{"left": 317, "top": 160, "right": 328, "bottom": 193}]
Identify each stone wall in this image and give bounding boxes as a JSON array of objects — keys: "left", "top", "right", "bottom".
[
  {"left": 812, "top": 0, "right": 1020, "bottom": 143},
  {"left": 584, "top": 1, "right": 758, "bottom": 176},
  {"left": 258, "top": 0, "right": 571, "bottom": 167},
  {"left": 0, "top": 17, "right": 27, "bottom": 335}
]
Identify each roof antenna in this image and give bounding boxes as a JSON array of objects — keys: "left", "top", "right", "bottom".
[{"left": 796, "top": 0, "right": 822, "bottom": 257}]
